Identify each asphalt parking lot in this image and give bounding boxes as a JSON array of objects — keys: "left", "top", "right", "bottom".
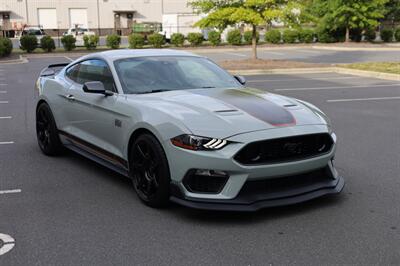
[{"left": 0, "top": 57, "right": 399, "bottom": 265}]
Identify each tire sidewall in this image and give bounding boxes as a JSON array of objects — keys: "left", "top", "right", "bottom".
[
  {"left": 129, "top": 133, "right": 171, "bottom": 207},
  {"left": 36, "top": 103, "right": 62, "bottom": 155}
]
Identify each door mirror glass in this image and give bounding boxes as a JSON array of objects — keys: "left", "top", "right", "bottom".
[
  {"left": 83, "top": 81, "right": 113, "bottom": 96},
  {"left": 234, "top": 75, "right": 246, "bottom": 85}
]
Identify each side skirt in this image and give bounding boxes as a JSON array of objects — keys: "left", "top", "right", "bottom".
[{"left": 59, "top": 130, "right": 130, "bottom": 178}]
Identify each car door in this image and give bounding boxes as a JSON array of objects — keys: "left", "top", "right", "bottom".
[{"left": 62, "top": 59, "right": 126, "bottom": 160}]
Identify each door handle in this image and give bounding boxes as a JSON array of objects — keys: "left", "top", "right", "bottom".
[{"left": 65, "top": 94, "right": 75, "bottom": 101}]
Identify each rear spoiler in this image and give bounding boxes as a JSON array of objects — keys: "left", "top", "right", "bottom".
[{"left": 40, "top": 63, "right": 70, "bottom": 77}]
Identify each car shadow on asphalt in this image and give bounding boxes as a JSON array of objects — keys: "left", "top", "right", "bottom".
[{"left": 62, "top": 148, "right": 349, "bottom": 224}]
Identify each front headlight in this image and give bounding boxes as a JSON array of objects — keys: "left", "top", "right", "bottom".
[{"left": 171, "top": 134, "right": 228, "bottom": 151}]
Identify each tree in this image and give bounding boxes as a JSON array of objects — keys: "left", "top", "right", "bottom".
[
  {"left": 308, "top": 0, "right": 388, "bottom": 42},
  {"left": 190, "top": 0, "right": 306, "bottom": 59},
  {"left": 384, "top": 0, "right": 400, "bottom": 29},
  {"left": 335, "top": 0, "right": 387, "bottom": 42}
]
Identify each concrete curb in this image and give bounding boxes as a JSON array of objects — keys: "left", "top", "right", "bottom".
[
  {"left": 333, "top": 67, "right": 400, "bottom": 81},
  {"left": 0, "top": 55, "right": 28, "bottom": 64},
  {"left": 188, "top": 45, "right": 400, "bottom": 53},
  {"left": 311, "top": 46, "right": 400, "bottom": 52},
  {"left": 228, "top": 67, "right": 337, "bottom": 75},
  {"left": 228, "top": 67, "right": 400, "bottom": 81}
]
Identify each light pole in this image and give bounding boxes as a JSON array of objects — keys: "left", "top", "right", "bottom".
[
  {"left": 25, "top": 0, "right": 29, "bottom": 25},
  {"left": 96, "top": 0, "right": 101, "bottom": 36}
]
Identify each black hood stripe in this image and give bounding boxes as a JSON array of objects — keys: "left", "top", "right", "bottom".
[{"left": 193, "top": 89, "right": 296, "bottom": 127}]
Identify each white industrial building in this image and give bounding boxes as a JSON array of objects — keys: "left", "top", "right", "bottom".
[{"left": 0, "top": 0, "right": 201, "bottom": 37}]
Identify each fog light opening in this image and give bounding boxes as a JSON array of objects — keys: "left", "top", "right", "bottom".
[{"left": 183, "top": 169, "right": 229, "bottom": 194}]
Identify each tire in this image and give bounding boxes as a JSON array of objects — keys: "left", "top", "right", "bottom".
[
  {"left": 36, "top": 103, "right": 63, "bottom": 156},
  {"left": 129, "top": 133, "right": 170, "bottom": 208}
]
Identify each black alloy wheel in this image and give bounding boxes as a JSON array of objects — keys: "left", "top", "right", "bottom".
[
  {"left": 36, "top": 103, "right": 63, "bottom": 155},
  {"left": 130, "top": 134, "right": 170, "bottom": 208}
]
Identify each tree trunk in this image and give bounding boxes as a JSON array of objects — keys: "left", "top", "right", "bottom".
[
  {"left": 345, "top": 27, "right": 350, "bottom": 43},
  {"left": 252, "top": 24, "right": 257, "bottom": 60}
]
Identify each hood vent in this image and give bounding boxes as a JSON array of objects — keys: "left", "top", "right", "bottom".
[{"left": 215, "top": 109, "right": 238, "bottom": 113}]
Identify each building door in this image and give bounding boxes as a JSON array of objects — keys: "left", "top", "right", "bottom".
[
  {"left": 69, "top": 8, "right": 88, "bottom": 28},
  {"left": 38, "top": 9, "right": 57, "bottom": 29},
  {"left": 114, "top": 14, "right": 121, "bottom": 35}
]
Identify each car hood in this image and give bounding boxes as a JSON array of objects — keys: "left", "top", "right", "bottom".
[{"left": 132, "top": 87, "right": 329, "bottom": 139}]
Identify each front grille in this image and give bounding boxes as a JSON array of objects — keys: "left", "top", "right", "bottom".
[{"left": 234, "top": 133, "right": 333, "bottom": 165}]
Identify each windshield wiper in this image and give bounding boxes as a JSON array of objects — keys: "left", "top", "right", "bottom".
[{"left": 200, "top": 86, "right": 216, "bottom": 89}]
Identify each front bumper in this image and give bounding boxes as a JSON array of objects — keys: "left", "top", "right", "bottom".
[
  {"left": 170, "top": 174, "right": 344, "bottom": 212},
  {"left": 164, "top": 125, "right": 344, "bottom": 211}
]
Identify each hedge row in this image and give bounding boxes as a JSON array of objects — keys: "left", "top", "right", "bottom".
[{"left": 9, "top": 27, "right": 400, "bottom": 55}]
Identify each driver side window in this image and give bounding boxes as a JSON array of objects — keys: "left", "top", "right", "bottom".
[{"left": 66, "top": 59, "right": 116, "bottom": 92}]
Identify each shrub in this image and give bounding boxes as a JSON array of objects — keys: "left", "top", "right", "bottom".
[
  {"left": 61, "top": 35, "right": 76, "bottom": 51},
  {"left": 0, "top": 37, "right": 13, "bottom": 57},
  {"left": 171, "top": 33, "right": 185, "bottom": 46},
  {"left": 243, "top": 30, "right": 259, "bottom": 44},
  {"left": 227, "top": 29, "right": 242, "bottom": 45},
  {"left": 364, "top": 28, "right": 377, "bottom": 42},
  {"left": 128, "top": 34, "right": 145, "bottom": 48},
  {"left": 83, "top": 35, "right": 99, "bottom": 50},
  {"left": 187, "top": 32, "right": 203, "bottom": 46},
  {"left": 282, "top": 29, "right": 299, "bottom": 43},
  {"left": 381, "top": 29, "right": 393, "bottom": 42},
  {"left": 298, "top": 29, "right": 314, "bottom": 43},
  {"left": 40, "top": 36, "right": 55, "bottom": 52},
  {"left": 265, "top": 29, "right": 281, "bottom": 44},
  {"left": 208, "top": 31, "right": 221, "bottom": 46},
  {"left": 147, "top": 33, "right": 165, "bottom": 48},
  {"left": 316, "top": 29, "right": 336, "bottom": 43},
  {"left": 395, "top": 28, "right": 400, "bottom": 42},
  {"left": 106, "top": 34, "right": 121, "bottom": 49},
  {"left": 20, "top": 35, "right": 38, "bottom": 53}
]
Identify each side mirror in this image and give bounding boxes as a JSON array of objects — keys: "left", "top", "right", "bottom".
[
  {"left": 83, "top": 81, "right": 114, "bottom": 96},
  {"left": 234, "top": 75, "right": 246, "bottom": 85}
]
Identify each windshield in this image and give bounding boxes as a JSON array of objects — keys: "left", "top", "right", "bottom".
[
  {"left": 24, "top": 29, "right": 43, "bottom": 36},
  {"left": 114, "top": 56, "right": 241, "bottom": 94}
]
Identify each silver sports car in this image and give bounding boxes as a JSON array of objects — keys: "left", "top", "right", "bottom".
[{"left": 35, "top": 49, "right": 344, "bottom": 211}]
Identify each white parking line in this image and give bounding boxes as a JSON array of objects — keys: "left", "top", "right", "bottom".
[
  {"left": 0, "top": 116, "right": 12, "bottom": 119},
  {"left": 297, "top": 49, "right": 321, "bottom": 54},
  {"left": 248, "top": 76, "right": 359, "bottom": 83},
  {"left": 64, "top": 56, "right": 74, "bottom": 62},
  {"left": 0, "top": 91, "right": 6, "bottom": 93},
  {"left": 0, "top": 189, "right": 21, "bottom": 195},
  {"left": 0, "top": 84, "right": 7, "bottom": 86},
  {"left": 0, "top": 101, "right": 9, "bottom": 104},
  {"left": 224, "top": 52, "right": 247, "bottom": 57},
  {"left": 275, "top": 83, "right": 400, "bottom": 91},
  {"left": 263, "top": 51, "right": 285, "bottom": 56},
  {"left": 0, "top": 233, "right": 15, "bottom": 256},
  {"left": 0, "top": 141, "right": 14, "bottom": 145},
  {"left": 327, "top": 96, "right": 400, "bottom": 103}
]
